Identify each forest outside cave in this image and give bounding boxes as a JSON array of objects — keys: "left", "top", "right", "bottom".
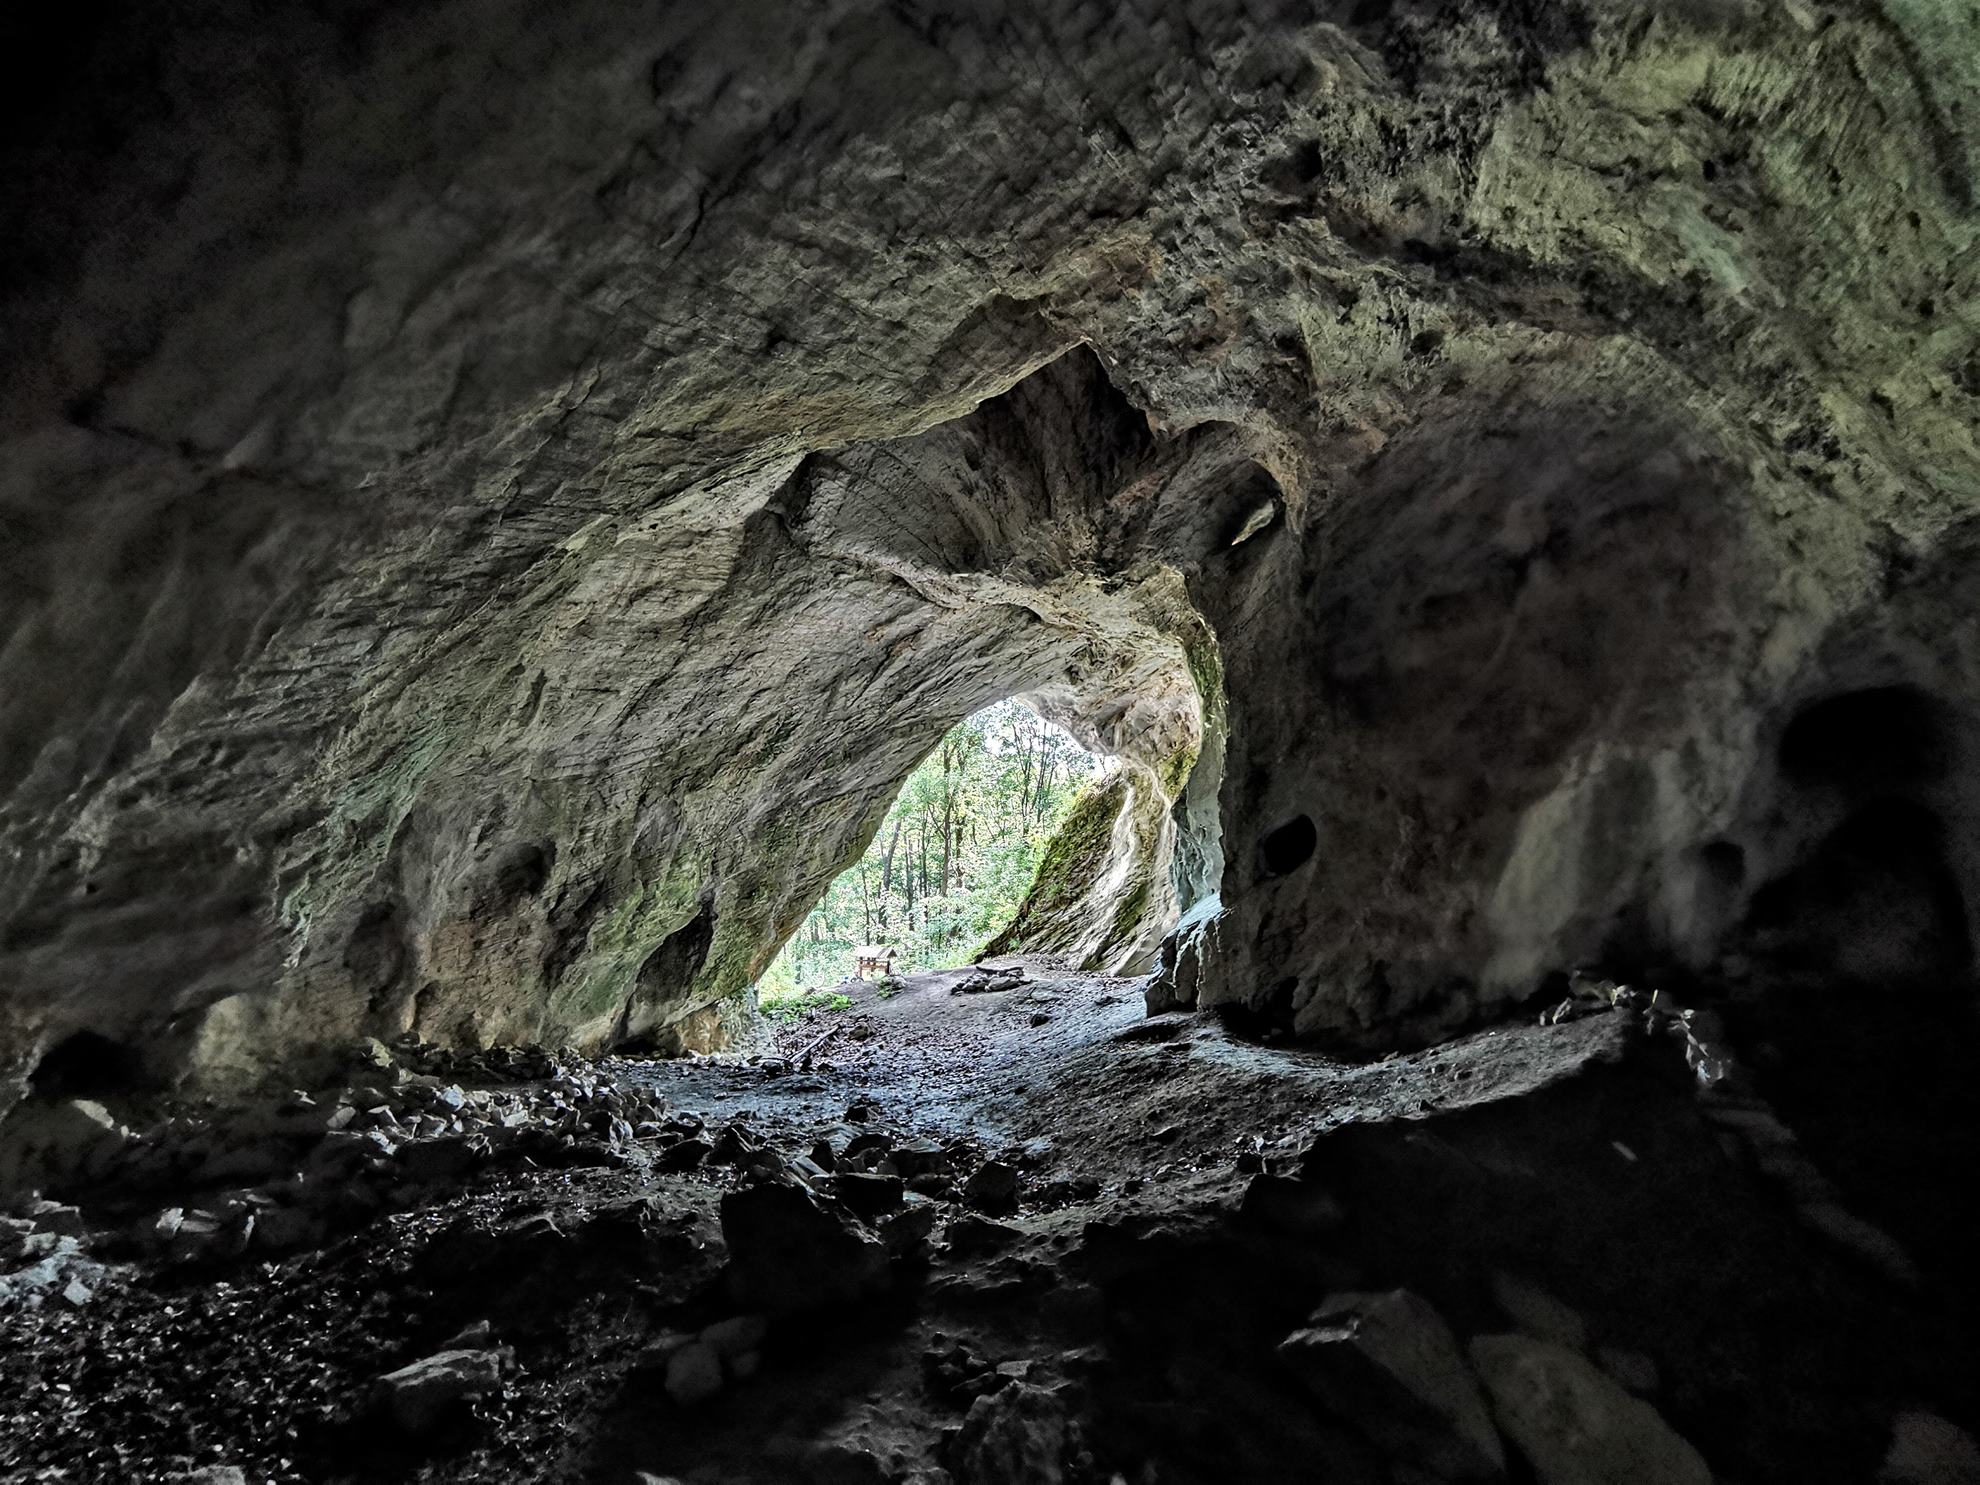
[{"left": 755, "top": 701, "right": 1105, "bottom": 1010}]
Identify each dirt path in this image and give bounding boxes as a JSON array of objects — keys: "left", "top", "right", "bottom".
[{"left": 629, "top": 954, "right": 1615, "bottom": 1204}]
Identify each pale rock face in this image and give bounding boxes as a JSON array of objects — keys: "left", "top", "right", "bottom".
[{"left": 1, "top": 0, "right": 1978, "bottom": 1101}]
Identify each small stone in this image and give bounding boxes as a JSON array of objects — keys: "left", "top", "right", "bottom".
[
  {"left": 143, "top": 1207, "right": 185, "bottom": 1248},
  {"left": 24, "top": 1200, "right": 86, "bottom": 1236},
  {"left": 942, "top": 1214, "right": 1022, "bottom": 1258},
  {"left": 790, "top": 1155, "right": 832, "bottom": 1184},
  {"left": 963, "top": 1160, "right": 1020, "bottom": 1216},
  {"left": 892, "top": 1138, "right": 947, "bottom": 1179},
  {"left": 1029, "top": 1011, "right": 1053, "bottom": 1026},
  {"left": 1035, "top": 1175, "right": 1101, "bottom": 1205},
  {"left": 446, "top": 1319, "right": 495, "bottom": 1349},
  {"left": 354, "top": 1037, "right": 395, "bottom": 1072},
  {"left": 665, "top": 1340, "right": 724, "bottom": 1405},
  {"left": 309, "top": 1129, "right": 396, "bottom": 1173},
  {"left": 253, "top": 1205, "right": 325, "bottom": 1253},
  {"left": 658, "top": 1137, "right": 712, "bottom": 1170},
  {"left": 953, "top": 969, "right": 1024, "bottom": 995},
  {"left": 377, "top": 1347, "right": 506, "bottom": 1432},
  {"left": 835, "top": 1170, "right": 905, "bottom": 1217},
  {"left": 710, "top": 1125, "right": 765, "bottom": 1165},
  {"left": 883, "top": 1197, "right": 940, "bottom": 1252},
  {"left": 60, "top": 1278, "right": 93, "bottom": 1307}
]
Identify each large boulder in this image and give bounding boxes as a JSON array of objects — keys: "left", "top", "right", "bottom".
[
  {"left": 375, "top": 1347, "right": 508, "bottom": 1434},
  {"left": 1468, "top": 1333, "right": 1709, "bottom": 1485},
  {"left": 951, "top": 1382, "right": 1081, "bottom": 1485},
  {"left": 720, "top": 1181, "right": 888, "bottom": 1314},
  {"left": 1279, "top": 1289, "right": 1504, "bottom": 1482},
  {"left": 0, "top": 1099, "right": 129, "bottom": 1197}
]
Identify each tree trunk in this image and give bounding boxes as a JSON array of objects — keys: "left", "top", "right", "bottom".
[{"left": 941, "top": 796, "right": 953, "bottom": 896}]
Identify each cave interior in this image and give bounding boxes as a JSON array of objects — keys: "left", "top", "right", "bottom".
[{"left": 3, "top": 1, "right": 1980, "bottom": 1481}]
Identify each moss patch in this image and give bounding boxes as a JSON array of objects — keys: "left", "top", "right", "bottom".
[{"left": 982, "top": 772, "right": 1128, "bottom": 956}]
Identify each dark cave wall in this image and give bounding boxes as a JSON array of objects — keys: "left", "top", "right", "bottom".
[{"left": 1, "top": 0, "right": 1978, "bottom": 1100}]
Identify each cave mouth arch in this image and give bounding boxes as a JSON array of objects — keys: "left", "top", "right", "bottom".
[{"left": 756, "top": 695, "right": 1179, "bottom": 1005}]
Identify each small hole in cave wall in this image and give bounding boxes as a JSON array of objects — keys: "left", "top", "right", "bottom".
[
  {"left": 1778, "top": 685, "right": 1951, "bottom": 791},
  {"left": 1700, "top": 839, "right": 1747, "bottom": 891},
  {"left": 486, "top": 841, "right": 555, "bottom": 909},
  {"left": 29, "top": 1030, "right": 147, "bottom": 1098},
  {"left": 1257, "top": 815, "right": 1317, "bottom": 878},
  {"left": 636, "top": 894, "right": 717, "bottom": 998},
  {"left": 346, "top": 901, "right": 408, "bottom": 1005},
  {"left": 615, "top": 894, "right": 719, "bottom": 1052},
  {"left": 1745, "top": 798, "right": 1971, "bottom": 985}
]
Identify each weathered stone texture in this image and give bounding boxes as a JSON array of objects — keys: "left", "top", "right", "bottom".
[{"left": 1, "top": 0, "right": 1976, "bottom": 1098}]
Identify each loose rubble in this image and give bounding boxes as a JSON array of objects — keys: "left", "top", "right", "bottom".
[{"left": 2, "top": 960, "right": 1976, "bottom": 1482}]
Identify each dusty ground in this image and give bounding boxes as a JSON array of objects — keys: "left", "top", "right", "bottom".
[{"left": 2, "top": 960, "right": 1976, "bottom": 1483}]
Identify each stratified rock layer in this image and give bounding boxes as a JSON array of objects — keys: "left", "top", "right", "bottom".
[{"left": 2, "top": 0, "right": 1978, "bottom": 1098}]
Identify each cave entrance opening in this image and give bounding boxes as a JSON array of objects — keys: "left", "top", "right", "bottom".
[{"left": 756, "top": 700, "right": 1107, "bottom": 1013}]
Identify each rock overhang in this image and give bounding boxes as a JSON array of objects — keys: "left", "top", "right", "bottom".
[{"left": 0, "top": 0, "right": 1975, "bottom": 1107}]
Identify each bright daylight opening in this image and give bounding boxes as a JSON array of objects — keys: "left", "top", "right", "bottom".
[{"left": 755, "top": 700, "right": 1107, "bottom": 1018}]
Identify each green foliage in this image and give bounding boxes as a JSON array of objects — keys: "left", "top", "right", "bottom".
[
  {"left": 983, "top": 772, "right": 1128, "bottom": 956},
  {"left": 760, "top": 700, "right": 1102, "bottom": 994},
  {"left": 760, "top": 989, "right": 854, "bottom": 1023}
]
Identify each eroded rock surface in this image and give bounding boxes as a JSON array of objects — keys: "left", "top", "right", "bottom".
[{"left": 3, "top": 0, "right": 1979, "bottom": 1104}]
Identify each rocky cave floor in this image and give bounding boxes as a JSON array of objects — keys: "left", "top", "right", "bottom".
[{"left": 3, "top": 959, "right": 1980, "bottom": 1484}]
